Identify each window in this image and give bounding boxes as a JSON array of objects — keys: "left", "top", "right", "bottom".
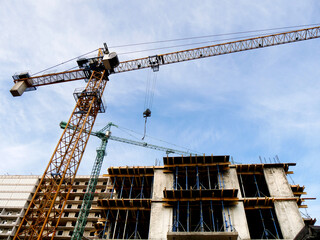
[
  {"left": 75, "top": 182, "right": 80, "bottom": 185},
  {"left": 90, "top": 232, "right": 95, "bottom": 236},
  {"left": 57, "top": 231, "right": 63, "bottom": 235},
  {"left": 75, "top": 212, "right": 79, "bottom": 217},
  {"left": 69, "top": 231, "right": 73, "bottom": 236},
  {"left": 95, "top": 213, "right": 100, "bottom": 217},
  {"left": 72, "top": 221, "right": 76, "bottom": 227},
  {"left": 103, "top": 181, "right": 107, "bottom": 185},
  {"left": 85, "top": 182, "right": 88, "bottom": 185},
  {"left": 64, "top": 212, "right": 69, "bottom": 217},
  {"left": 77, "top": 205, "right": 81, "bottom": 209},
  {"left": 67, "top": 204, "right": 72, "bottom": 209},
  {"left": 101, "top": 189, "right": 105, "bottom": 193},
  {"left": 1, "top": 220, "right": 7, "bottom": 224},
  {"left": 72, "top": 188, "right": 77, "bottom": 193}
]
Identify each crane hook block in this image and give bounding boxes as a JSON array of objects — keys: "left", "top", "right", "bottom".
[
  {"left": 143, "top": 108, "right": 151, "bottom": 118},
  {"left": 103, "top": 52, "right": 119, "bottom": 71}
]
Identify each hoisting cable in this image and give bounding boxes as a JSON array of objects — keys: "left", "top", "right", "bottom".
[
  {"left": 142, "top": 69, "right": 158, "bottom": 140},
  {"left": 116, "top": 124, "right": 203, "bottom": 155}
]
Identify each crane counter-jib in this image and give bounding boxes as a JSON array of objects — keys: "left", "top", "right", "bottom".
[{"left": 10, "top": 25, "right": 320, "bottom": 97}]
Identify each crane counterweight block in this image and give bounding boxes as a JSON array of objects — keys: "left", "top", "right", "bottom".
[{"left": 10, "top": 72, "right": 35, "bottom": 96}]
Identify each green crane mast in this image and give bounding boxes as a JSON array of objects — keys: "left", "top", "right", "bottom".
[{"left": 59, "top": 121, "right": 196, "bottom": 239}]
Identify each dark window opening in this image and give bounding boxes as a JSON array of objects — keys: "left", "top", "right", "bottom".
[
  {"left": 75, "top": 181, "right": 80, "bottom": 185},
  {"left": 64, "top": 212, "right": 69, "bottom": 217},
  {"left": 245, "top": 208, "right": 282, "bottom": 239},
  {"left": 238, "top": 174, "right": 270, "bottom": 197},
  {"left": 112, "top": 176, "right": 154, "bottom": 199},
  {"left": 172, "top": 202, "right": 224, "bottom": 232},
  {"left": 57, "top": 231, "right": 63, "bottom": 235},
  {"left": 67, "top": 204, "right": 72, "bottom": 209},
  {"left": 175, "top": 166, "right": 220, "bottom": 190},
  {"left": 105, "top": 209, "right": 150, "bottom": 239}
]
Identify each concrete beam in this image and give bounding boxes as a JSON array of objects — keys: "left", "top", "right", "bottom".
[
  {"left": 149, "top": 169, "right": 173, "bottom": 240},
  {"left": 264, "top": 167, "right": 304, "bottom": 239}
]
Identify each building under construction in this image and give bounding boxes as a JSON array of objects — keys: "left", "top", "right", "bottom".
[{"left": 0, "top": 155, "right": 317, "bottom": 240}]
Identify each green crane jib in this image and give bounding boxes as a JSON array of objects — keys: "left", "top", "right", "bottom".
[{"left": 59, "top": 121, "right": 195, "bottom": 239}]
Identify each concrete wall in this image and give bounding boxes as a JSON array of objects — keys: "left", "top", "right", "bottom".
[
  {"left": 223, "top": 167, "right": 250, "bottom": 239},
  {"left": 149, "top": 168, "right": 173, "bottom": 240},
  {"left": 264, "top": 167, "right": 304, "bottom": 239}
]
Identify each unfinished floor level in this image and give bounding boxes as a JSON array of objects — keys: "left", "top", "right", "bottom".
[{"left": 93, "top": 155, "right": 315, "bottom": 240}]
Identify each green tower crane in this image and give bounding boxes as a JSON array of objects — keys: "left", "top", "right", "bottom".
[{"left": 59, "top": 121, "right": 196, "bottom": 239}]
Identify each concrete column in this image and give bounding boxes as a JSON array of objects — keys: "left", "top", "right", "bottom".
[
  {"left": 264, "top": 167, "right": 304, "bottom": 239},
  {"left": 149, "top": 168, "right": 173, "bottom": 240},
  {"left": 223, "top": 167, "right": 250, "bottom": 239}
]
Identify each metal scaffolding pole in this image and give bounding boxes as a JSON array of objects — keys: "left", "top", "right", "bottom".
[
  {"left": 239, "top": 173, "right": 246, "bottom": 197},
  {"left": 196, "top": 166, "right": 200, "bottom": 190},
  {"left": 210, "top": 200, "right": 215, "bottom": 232},
  {"left": 185, "top": 166, "right": 188, "bottom": 190},
  {"left": 101, "top": 210, "right": 110, "bottom": 239},
  {"left": 112, "top": 210, "right": 120, "bottom": 239},
  {"left": 175, "top": 166, "right": 178, "bottom": 190},
  {"left": 122, "top": 210, "right": 129, "bottom": 239},
  {"left": 221, "top": 200, "right": 228, "bottom": 232},
  {"left": 270, "top": 209, "right": 280, "bottom": 239},
  {"left": 200, "top": 200, "right": 204, "bottom": 232},
  {"left": 119, "top": 177, "right": 125, "bottom": 198},
  {"left": 140, "top": 176, "right": 145, "bottom": 199},
  {"left": 129, "top": 177, "right": 134, "bottom": 198},
  {"left": 253, "top": 174, "right": 268, "bottom": 238},
  {"left": 134, "top": 210, "right": 140, "bottom": 239},
  {"left": 187, "top": 201, "right": 190, "bottom": 232},
  {"left": 110, "top": 176, "right": 116, "bottom": 198},
  {"left": 177, "top": 201, "right": 180, "bottom": 232},
  {"left": 207, "top": 166, "right": 211, "bottom": 189},
  {"left": 173, "top": 207, "right": 177, "bottom": 232},
  {"left": 217, "top": 165, "right": 222, "bottom": 189}
]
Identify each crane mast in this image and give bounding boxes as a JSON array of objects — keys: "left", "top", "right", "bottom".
[
  {"left": 13, "top": 50, "right": 108, "bottom": 239},
  {"left": 10, "top": 25, "right": 320, "bottom": 239}
]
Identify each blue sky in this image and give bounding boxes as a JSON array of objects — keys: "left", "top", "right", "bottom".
[{"left": 0, "top": 0, "right": 320, "bottom": 221}]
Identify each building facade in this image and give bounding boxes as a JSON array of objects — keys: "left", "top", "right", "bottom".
[
  {"left": 94, "top": 155, "right": 314, "bottom": 240},
  {"left": 0, "top": 175, "right": 107, "bottom": 240},
  {"left": 0, "top": 155, "right": 316, "bottom": 239}
]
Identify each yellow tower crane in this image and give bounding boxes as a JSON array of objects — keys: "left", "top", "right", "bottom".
[{"left": 10, "top": 26, "right": 320, "bottom": 239}]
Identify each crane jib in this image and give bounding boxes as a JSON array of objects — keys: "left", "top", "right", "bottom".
[{"left": 10, "top": 26, "right": 320, "bottom": 96}]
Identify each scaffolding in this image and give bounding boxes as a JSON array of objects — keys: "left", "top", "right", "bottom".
[
  {"left": 94, "top": 167, "right": 154, "bottom": 239},
  {"left": 163, "top": 155, "right": 237, "bottom": 233}
]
